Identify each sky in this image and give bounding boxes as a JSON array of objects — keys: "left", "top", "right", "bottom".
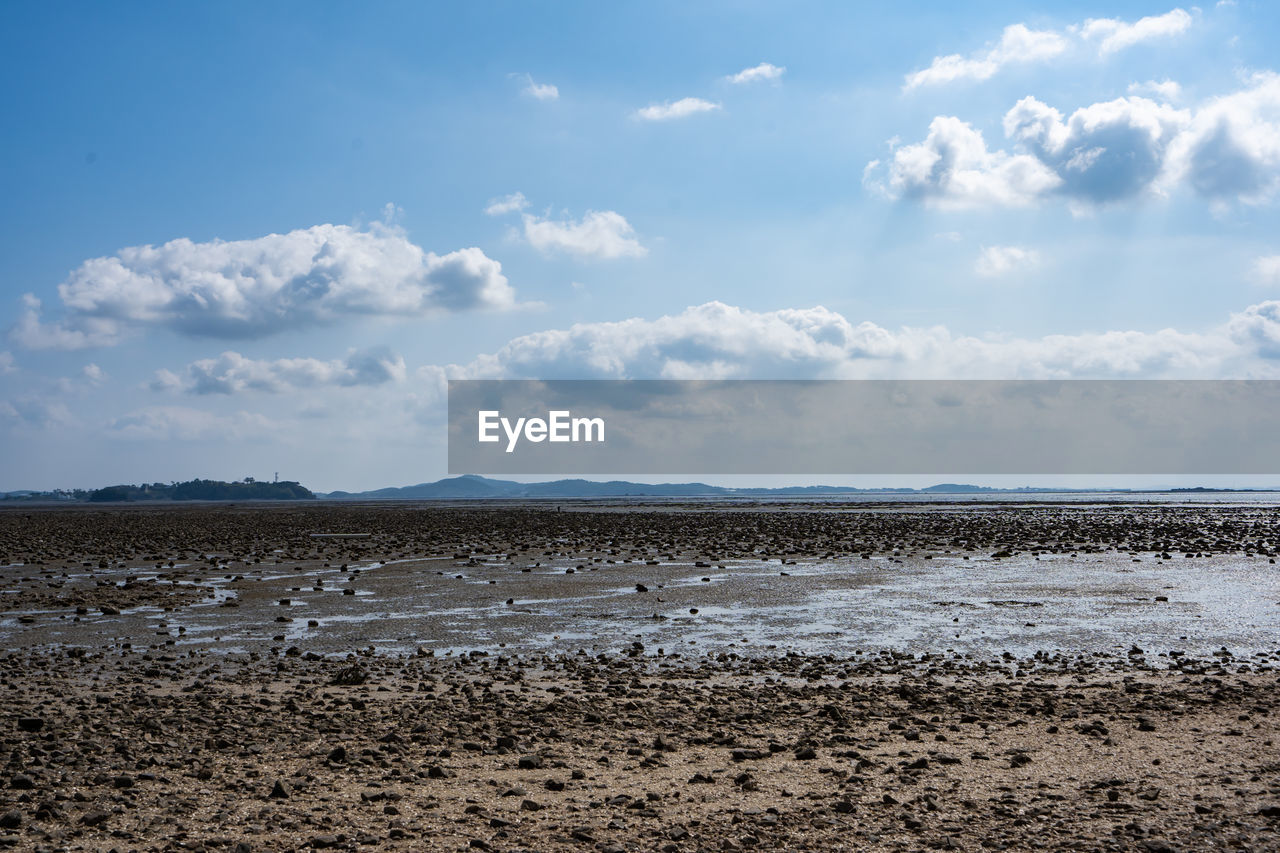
[{"left": 3, "top": 1, "right": 1280, "bottom": 491}]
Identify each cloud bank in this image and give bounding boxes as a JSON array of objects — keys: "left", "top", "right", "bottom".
[
  {"left": 869, "top": 73, "right": 1280, "bottom": 208},
  {"left": 151, "top": 347, "right": 407, "bottom": 395},
  {"left": 9, "top": 222, "right": 518, "bottom": 350},
  {"left": 906, "top": 9, "right": 1193, "bottom": 89},
  {"left": 458, "top": 300, "right": 1278, "bottom": 380}
]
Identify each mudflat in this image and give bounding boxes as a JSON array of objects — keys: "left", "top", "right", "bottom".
[{"left": 1, "top": 502, "right": 1278, "bottom": 852}]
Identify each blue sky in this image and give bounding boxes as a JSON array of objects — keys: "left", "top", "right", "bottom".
[{"left": 3, "top": 1, "right": 1280, "bottom": 490}]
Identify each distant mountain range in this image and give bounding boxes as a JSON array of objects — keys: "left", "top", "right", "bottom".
[
  {"left": 5, "top": 475, "right": 1275, "bottom": 503},
  {"left": 318, "top": 475, "right": 1058, "bottom": 500}
]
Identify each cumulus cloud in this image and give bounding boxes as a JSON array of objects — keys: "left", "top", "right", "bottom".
[
  {"left": 152, "top": 347, "right": 407, "bottom": 395},
  {"left": 455, "top": 300, "right": 1259, "bottom": 381},
  {"left": 484, "top": 192, "right": 529, "bottom": 216},
  {"left": 1163, "top": 72, "right": 1280, "bottom": 204},
  {"left": 1252, "top": 255, "right": 1280, "bottom": 286},
  {"left": 521, "top": 210, "right": 646, "bottom": 259},
  {"left": 486, "top": 194, "right": 646, "bottom": 259},
  {"left": 864, "top": 116, "right": 1062, "bottom": 208},
  {"left": 0, "top": 351, "right": 14, "bottom": 375},
  {"left": 1080, "top": 8, "right": 1193, "bottom": 55},
  {"left": 975, "top": 246, "right": 1041, "bottom": 277},
  {"left": 8, "top": 222, "right": 518, "bottom": 350},
  {"left": 726, "top": 62, "right": 786, "bottom": 84},
  {"left": 1226, "top": 301, "right": 1280, "bottom": 357},
  {"left": 872, "top": 74, "right": 1280, "bottom": 208},
  {"left": 905, "top": 24, "right": 1068, "bottom": 89},
  {"left": 635, "top": 97, "right": 721, "bottom": 121},
  {"left": 1003, "top": 95, "right": 1189, "bottom": 203}
]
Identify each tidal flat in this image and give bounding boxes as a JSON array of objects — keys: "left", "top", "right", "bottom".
[{"left": 1, "top": 502, "right": 1278, "bottom": 851}]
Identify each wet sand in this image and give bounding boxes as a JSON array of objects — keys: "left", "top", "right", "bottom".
[{"left": 1, "top": 502, "right": 1278, "bottom": 851}]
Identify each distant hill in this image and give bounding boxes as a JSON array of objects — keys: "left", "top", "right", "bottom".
[
  {"left": 322, "top": 475, "right": 726, "bottom": 499},
  {"left": 86, "top": 479, "right": 314, "bottom": 503},
  {"left": 317, "top": 475, "right": 1067, "bottom": 500}
]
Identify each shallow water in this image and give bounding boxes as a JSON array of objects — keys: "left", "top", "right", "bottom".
[{"left": 5, "top": 544, "right": 1277, "bottom": 662}]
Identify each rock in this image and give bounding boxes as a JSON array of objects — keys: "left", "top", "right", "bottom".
[
  {"left": 100, "top": 606, "right": 120, "bottom": 615},
  {"left": 80, "top": 809, "right": 111, "bottom": 826},
  {"left": 17, "top": 717, "right": 43, "bottom": 732},
  {"left": 544, "top": 779, "right": 565, "bottom": 791},
  {"left": 310, "top": 835, "right": 342, "bottom": 849},
  {"left": 0, "top": 810, "right": 21, "bottom": 829},
  {"left": 520, "top": 798, "right": 543, "bottom": 811},
  {"left": 518, "top": 755, "right": 544, "bottom": 770},
  {"left": 269, "top": 779, "right": 290, "bottom": 799},
  {"left": 112, "top": 774, "right": 134, "bottom": 788},
  {"left": 794, "top": 747, "right": 817, "bottom": 760},
  {"left": 1140, "top": 841, "right": 1177, "bottom": 853},
  {"left": 327, "top": 745, "right": 347, "bottom": 763},
  {"left": 9, "top": 775, "right": 34, "bottom": 790}
]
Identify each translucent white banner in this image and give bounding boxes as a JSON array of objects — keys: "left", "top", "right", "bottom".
[{"left": 447, "top": 380, "right": 1280, "bottom": 475}]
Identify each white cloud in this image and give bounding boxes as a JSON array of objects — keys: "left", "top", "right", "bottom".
[
  {"left": 1251, "top": 255, "right": 1280, "bottom": 286},
  {"left": 457, "top": 300, "right": 1257, "bottom": 381},
  {"left": 905, "top": 10, "right": 1194, "bottom": 89},
  {"left": 1080, "top": 8, "right": 1193, "bottom": 56},
  {"left": 484, "top": 192, "right": 529, "bottom": 216},
  {"left": 635, "top": 97, "right": 721, "bottom": 121},
  {"left": 864, "top": 116, "right": 1062, "bottom": 209},
  {"left": 153, "top": 347, "right": 407, "bottom": 395},
  {"left": 486, "top": 194, "right": 647, "bottom": 259},
  {"left": 874, "top": 74, "right": 1280, "bottom": 208},
  {"left": 521, "top": 209, "right": 647, "bottom": 259},
  {"left": 905, "top": 24, "right": 1068, "bottom": 89},
  {"left": 726, "top": 62, "right": 786, "bottom": 84},
  {"left": 1003, "top": 95, "right": 1189, "bottom": 202},
  {"left": 0, "top": 351, "right": 14, "bottom": 375},
  {"left": 519, "top": 74, "right": 559, "bottom": 101},
  {"left": 975, "top": 245, "right": 1042, "bottom": 277},
  {"left": 1163, "top": 72, "right": 1280, "bottom": 204},
  {"left": 1226, "top": 301, "right": 1280, "bottom": 357},
  {"left": 8, "top": 221, "right": 518, "bottom": 350},
  {"left": 81, "top": 363, "right": 106, "bottom": 384},
  {"left": 1128, "top": 79, "right": 1182, "bottom": 102},
  {"left": 0, "top": 397, "right": 73, "bottom": 428}
]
